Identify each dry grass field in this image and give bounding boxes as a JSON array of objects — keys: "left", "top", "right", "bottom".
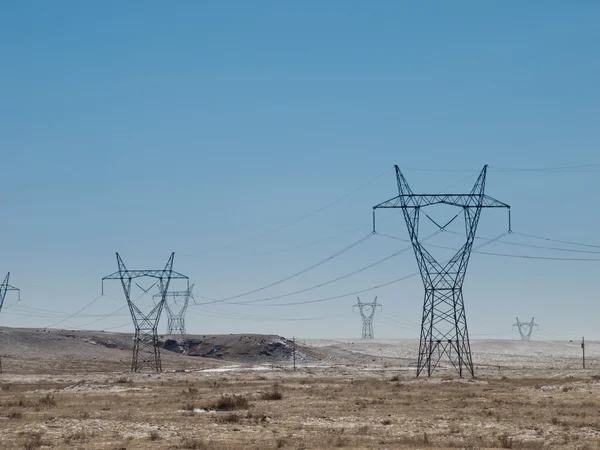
[
  {"left": 1, "top": 329, "right": 600, "bottom": 449},
  {"left": 2, "top": 370, "right": 600, "bottom": 449}
]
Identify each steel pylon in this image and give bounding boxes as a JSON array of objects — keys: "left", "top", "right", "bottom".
[
  {"left": 102, "top": 253, "right": 189, "bottom": 373},
  {"left": 513, "top": 317, "right": 538, "bottom": 341},
  {"left": 374, "top": 165, "right": 510, "bottom": 378},
  {"left": 0, "top": 273, "right": 20, "bottom": 374},
  {"left": 353, "top": 296, "right": 381, "bottom": 339},
  {"left": 154, "top": 284, "right": 195, "bottom": 335}
]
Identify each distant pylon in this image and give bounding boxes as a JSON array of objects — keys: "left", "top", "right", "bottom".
[
  {"left": 154, "top": 284, "right": 195, "bottom": 335},
  {"left": 512, "top": 317, "right": 538, "bottom": 341},
  {"left": 353, "top": 296, "right": 381, "bottom": 339},
  {"left": 0, "top": 273, "right": 20, "bottom": 374}
]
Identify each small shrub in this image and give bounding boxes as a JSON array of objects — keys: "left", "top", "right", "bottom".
[
  {"left": 260, "top": 384, "right": 283, "bottom": 401},
  {"left": 23, "top": 432, "right": 45, "bottom": 450},
  {"left": 246, "top": 410, "right": 268, "bottom": 423},
  {"left": 183, "top": 403, "right": 196, "bottom": 412},
  {"left": 8, "top": 411, "right": 22, "bottom": 419},
  {"left": 149, "top": 430, "right": 161, "bottom": 441},
  {"left": 1, "top": 384, "right": 10, "bottom": 391},
  {"left": 37, "top": 394, "right": 56, "bottom": 407},
  {"left": 423, "top": 432, "right": 430, "bottom": 446},
  {"left": 381, "top": 418, "right": 392, "bottom": 426},
  {"left": 356, "top": 425, "right": 369, "bottom": 434},
  {"left": 179, "top": 437, "right": 210, "bottom": 449},
  {"left": 219, "top": 413, "right": 241, "bottom": 423},
  {"left": 463, "top": 444, "right": 481, "bottom": 450},
  {"left": 390, "top": 375, "right": 400, "bottom": 382},
  {"left": 64, "top": 431, "right": 90, "bottom": 443},
  {"left": 212, "top": 394, "right": 249, "bottom": 411},
  {"left": 498, "top": 433, "right": 514, "bottom": 449},
  {"left": 275, "top": 436, "right": 290, "bottom": 448},
  {"left": 115, "top": 376, "right": 131, "bottom": 384}
]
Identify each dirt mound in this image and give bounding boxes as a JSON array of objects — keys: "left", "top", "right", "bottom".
[
  {"left": 0, "top": 328, "right": 321, "bottom": 374},
  {"left": 159, "top": 334, "right": 319, "bottom": 364}
]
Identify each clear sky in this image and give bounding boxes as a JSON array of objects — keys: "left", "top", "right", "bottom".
[{"left": 1, "top": 1, "right": 599, "bottom": 340}]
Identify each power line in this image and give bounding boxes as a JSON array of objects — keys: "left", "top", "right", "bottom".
[
  {"left": 182, "top": 222, "right": 371, "bottom": 259},
  {"left": 380, "top": 312, "right": 421, "bottom": 328},
  {"left": 73, "top": 305, "right": 129, "bottom": 330},
  {"left": 490, "top": 163, "right": 600, "bottom": 172},
  {"left": 196, "top": 231, "right": 440, "bottom": 308},
  {"left": 202, "top": 233, "right": 374, "bottom": 303},
  {"left": 191, "top": 305, "right": 354, "bottom": 322},
  {"left": 248, "top": 167, "right": 393, "bottom": 237},
  {"left": 101, "top": 323, "right": 131, "bottom": 331},
  {"left": 472, "top": 249, "right": 600, "bottom": 261},
  {"left": 188, "top": 167, "right": 393, "bottom": 255},
  {"left": 511, "top": 231, "right": 600, "bottom": 250},
  {"left": 445, "top": 230, "right": 600, "bottom": 254},
  {"left": 376, "top": 317, "right": 419, "bottom": 331},
  {"left": 379, "top": 232, "right": 600, "bottom": 261},
  {"left": 228, "top": 272, "right": 421, "bottom": 308},
  {"left": 205, "top": 239, "right": 429, "bottom": 307},
  {"left": 45, "top": 295, "right": 105, "bottom": 329},
  {"left": 225, "top": 232, "right": 507, "bottom": 309}
]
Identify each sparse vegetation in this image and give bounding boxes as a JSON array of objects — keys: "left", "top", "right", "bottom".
[
  {"left": 209, "top": 394, "right": 250, "bottom": 411},
  {"left": 8, "top": 411, "right": 22, "bottom": 419},
  {"left": 149, "top": 430, "right": 161, "bottom": 441},
  {"left": 218, "top": 412, "right": 241, "bottom": 423},
  {"left": 22, "top": 432, "right": 45, "bottom": 450},
  {"left": 178, "top": 437, "right": 211, "bottom": 449},
  {"left": 37, "top": 394, "right": 56, "bottom": 407},
  {"left": 259, "top": 383, "right": 283, "bottom": 400},
  {"left": 0, "top": 337, "right": 599, "bottom": 450},
  {"left": 498, "top": 432, "right": 515, "bottom": 448},
  {"left": 64, "top": 430, "right": 92, "bottom": 444}
]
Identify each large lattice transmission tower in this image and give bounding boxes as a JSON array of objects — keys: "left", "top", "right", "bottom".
[
  {"left": 154, "top": 284, "right": 195, "bottom": 335},
  {"left": 513, "top": 317, "right": 538, "bottom": 341},
  {"left": 353, "top": 296, "right": 382, "bottom": 339},
  {"left": 0, "top": 273, "right": 20, "bottom": 374},
  {"left": 373, "top": 165, "right": 510, "bottom": 378},
  {"left": 102, "top": 253, "right": 189, "bottom": 373}
]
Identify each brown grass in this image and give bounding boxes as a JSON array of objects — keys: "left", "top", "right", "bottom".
[
  {"left": 207, "top": 394, "right": 249, "bottom": 411},
  {"left": 259, "top": 383, "right": 283, "bottom": 400},
  {"left": 1, "top": 370, "right": 599, "bottom": 449}
]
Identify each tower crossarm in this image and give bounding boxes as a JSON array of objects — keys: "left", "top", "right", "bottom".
[
  {"left": 102, "top": 270, "right": 188, "bottom": 281},
  {"left": 102, "top": 270, "right": 188, "bottom": 294},
  {"left": 374, "top": 194, "right": 510, "bottom": 210}
]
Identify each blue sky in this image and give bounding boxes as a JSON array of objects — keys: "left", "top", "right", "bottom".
[{"left": 1, "top": 1, "right": 599, "bottom": 340}]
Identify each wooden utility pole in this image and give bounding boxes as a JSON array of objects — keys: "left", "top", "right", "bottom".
[
  {"left": 581, "top": 337, "right": 585, "bottom": 369},
  {"left": 293, "top": 337, "right": 296, "bottom": 371}
]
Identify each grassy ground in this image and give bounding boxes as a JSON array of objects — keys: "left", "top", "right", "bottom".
[{"left": 1, "top": 369, "right": 600, "bottom": 449}]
